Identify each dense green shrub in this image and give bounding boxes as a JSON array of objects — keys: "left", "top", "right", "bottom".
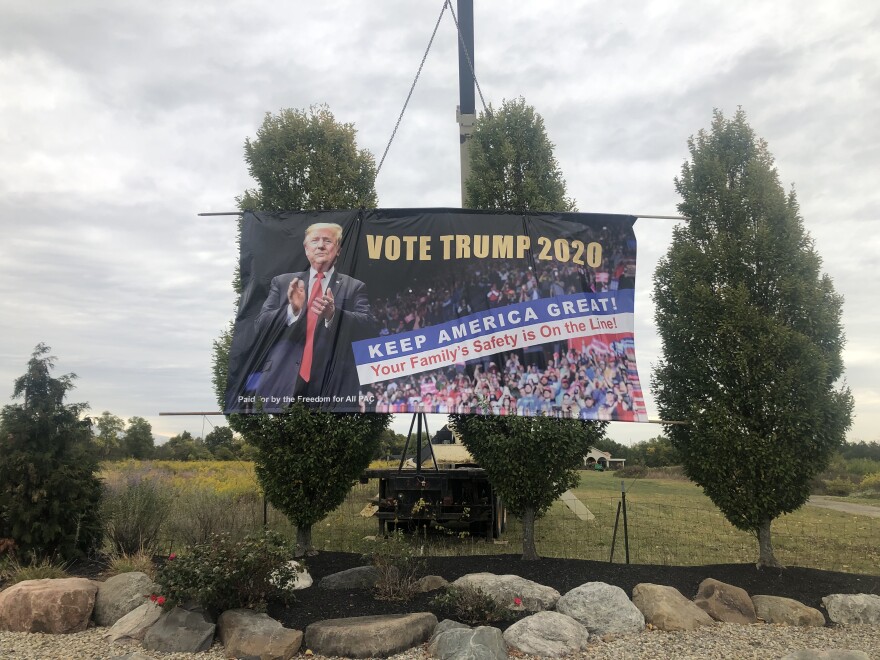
[
  {"left": 0, "top": 345, "right": 103, "bottom": 560},
  {"left": 155, "top": 531, "right": 299, "bottom": 613},
  {"left": 822, "top": 477, "right": 855, "bottom": 497},
  {"left": 102, "top": 479, "right": 171, "bottom": 555}
]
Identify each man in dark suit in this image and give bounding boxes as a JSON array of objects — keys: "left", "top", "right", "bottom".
[{"left": 252, "top": 222, "right": 376, "bottom": 408}]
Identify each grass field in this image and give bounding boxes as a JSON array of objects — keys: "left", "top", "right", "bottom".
[{"left": 99, "top": 461, "right": 880, "bottom": 575}]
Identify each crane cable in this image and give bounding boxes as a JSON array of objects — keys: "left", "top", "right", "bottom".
[{"left": 375, "top": 0, "right": 491, "bottom": 183}]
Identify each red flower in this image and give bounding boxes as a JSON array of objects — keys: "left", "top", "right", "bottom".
[
  {"left": 149, "top": 594, "right": 158, "bottom": 602},
  {"left": 513, "top": 597, "right": 523, "bottom": 606},
  {"left": 156, "top": 596, "right": 166, "bottom": 606},
  {"left": 168, "top": 553, "right": 176, "bottom": 560}
]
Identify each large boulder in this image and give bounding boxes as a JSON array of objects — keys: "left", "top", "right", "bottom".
[
  {"left": 319, "top": 566, "right": 379, "bottom": 590},
  {"left": 502, "top": 611, "right": 589, "bottom": 657},
  {"left": 452, "top": 573, "right": 560, "bottom": 612},
  {"left": 822, "top": 594, "right": 880, "bottom": 625},
  {"left": 218, "top": 609, "right": 302, "bottom": 660},
  {"left": 0, "top": 577, "right": 98, "bottom": 633},
  {"left": 305, "top": 612, "right": 436, "bottom": 658},
  {"left": 94, "top": 572, "right": 157, "bottom": 626},
  {"left": 556, "top": 582, "right": 645, "bottom": 635},
  {"left": 430, "top": 619, "right": 471, "bottom": 643},
  {"left": 693, "top": 578, "right": 757, "bottom": 624},
  {"left": 104, "top": 602, "right": 164, "bottom": 644},
  {"left": 142, "top": 606, "right": 216, "bottom": 653},
  {"left": 270, "top": 561, "right": 313, "bottom": 591},
  {"left": 752, "top": 595, "right": 825, "bottom": 627},
  {"left": 631, "top": 583, "right": 714, "bottom": 632},
  {"left": 428, "top": 625, "right": 507, "bottom": 660}
]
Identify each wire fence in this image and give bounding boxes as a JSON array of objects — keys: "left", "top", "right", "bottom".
[{"left": 153, "top": 479, "right": 879, "bottom": 575}]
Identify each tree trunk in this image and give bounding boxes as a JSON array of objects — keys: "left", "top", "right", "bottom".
[
  {"left": 521, "top": 507, "right": 539, "bottom": 561},
  {"left": 756, "top": 519, "right": 781, "bottom": 568},
  {"left": 295, "top": 525, "right": 315, "bottom": 557}
]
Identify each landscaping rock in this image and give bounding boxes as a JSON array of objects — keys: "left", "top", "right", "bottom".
[
  {"left": 0, "top": 577, "right": 98, "bottom": 633},
  {"left": 428, "top": 625, "right": 507, "bottom": 660},
  {"left": 556, "top": 581, "right": 644, "bottom": 635},
  {"left": 94, "top": 572, "right": 157, "bottom": 626},
  {"left": 502, "top": 611, "right": 589, "bottom": 657},
  {"left": 693, "top": 578, "right": 757, "bottom": 624},
  {"left": 319, "top": 566, "right": 379, "bottom": 590},
  {"left": 142, "top": 606, "right": 216, "bottom": 653},
  {"left": 452, "top": 573, "right": 560, "bottom": 612},
  {"left": 781, "top": 651, "right": 870, "bottom": 660},
  {"left": 822, "top": 594, "right": 880, "bottom": 625},
  {"left": 416, "top": 575, "right": 449, "bottom": 592},
  {"left": 218, "top": 608, "right": 302, "bottom": 660},
  {"left": 104, "top": 602, "right": 163, "bottom": 644},
  {"left": 305, "top": 612, "right": 436, "bottom": 658},
  {"left": 631, "top": 583, "right": 714, "bottom": 632},
  {"left": 107, "top": 653, "right": 157, "bottom": 660},
  {"left": 752, "top": 595, "right": 825, "bottom": 627},
  {"left": 430, "top": 619, "right": 471, "bottom": 642},
  {"left": 271, "top": 561, "right": 313, "bottom": 591}
]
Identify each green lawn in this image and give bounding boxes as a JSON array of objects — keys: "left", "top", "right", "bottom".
[{"left": 101, "top": 461, "right": 879, "bottom": 575}]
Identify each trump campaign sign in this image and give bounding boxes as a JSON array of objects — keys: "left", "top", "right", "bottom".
[{"left": 224, "top": 208, "right": 648, "bottom": 422}]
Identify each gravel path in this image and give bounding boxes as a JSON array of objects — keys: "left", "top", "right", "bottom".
[
  {"left": 808, "top": 496, "right": 880, "bottom": 519},
  {"left": 1, "top": 623, "right": 879, "bottom": 659}
]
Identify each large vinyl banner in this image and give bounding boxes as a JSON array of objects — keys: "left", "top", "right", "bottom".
[{"left": 224, "top": 209, "right": 648, "bottom": 421}]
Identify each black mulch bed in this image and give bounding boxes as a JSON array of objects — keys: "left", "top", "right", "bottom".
[{"left": 265, "top": 552, "right": 880, "bottom": 632}]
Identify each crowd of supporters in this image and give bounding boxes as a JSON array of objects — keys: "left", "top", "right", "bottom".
[{"left": 358, "top": 224, "right": 643, "bottom": 420}]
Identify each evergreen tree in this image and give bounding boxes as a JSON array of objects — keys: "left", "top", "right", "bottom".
[
  {"left": 213, "top": 105, "right": 389, "bottom": 554},
  {"left": 0, "top": 344, "right": 103, "bottom": 560},
  {"left": 653, "top": 109, "right": 853, "bottom": 567},
  {"left": 465, "top": 97, "right": 576, "bottom": 212}
]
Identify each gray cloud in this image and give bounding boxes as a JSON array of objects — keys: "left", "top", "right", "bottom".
[{"left": 1, "top": 0, "right": 877, "bottom": 445}]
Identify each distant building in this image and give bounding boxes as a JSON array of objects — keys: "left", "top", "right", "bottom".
[{"left": 584, "top": 447, "right": 625, "bottom": 470}]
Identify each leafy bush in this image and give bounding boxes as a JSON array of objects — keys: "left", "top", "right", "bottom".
[
  {"left": 431, "top": 585, "right": 513, "bottom": 626},
  {"left": 822, "top": 477, "right": 855, "bottom": 496},
  {"left": 370, "top": 530, "right": 425, "bottom": 602},
  {"left": 859, "top": 472, "right": 880, "bottom": 494},
  {"left": 616, "top": 465, "right": 647, "bottom": 479},
  {"left": 155, "top": 531, "right": 299, "bottom": 613},
  {"left": 102, "top": 479, "right": 171, "bottom": 555}
]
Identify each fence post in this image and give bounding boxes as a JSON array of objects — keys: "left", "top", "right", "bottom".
[
  {"left": 621, "top": 480, "right": 630, "bottom": 564},
  {"left": 609, "top": 500, "right": 622, "bottom": 563}
]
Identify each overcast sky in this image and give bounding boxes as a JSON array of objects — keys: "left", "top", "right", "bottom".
[{"left": 1, "top": 1, "right": 877, "bottom": 446}]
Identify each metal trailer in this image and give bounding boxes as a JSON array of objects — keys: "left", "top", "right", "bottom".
[{"left": 360, "top": 413, "right": 506, "bottom": 540}]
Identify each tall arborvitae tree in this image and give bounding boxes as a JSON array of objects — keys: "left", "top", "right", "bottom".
[
  {"left": 0, "top": 344, "right": 103, "bottom": 560},
  {"left": 465, "top": 97, "right": 576, "bottom": 212},
  {"left": 213, "top": 105, "right": 388, "bottom": 554},
  {"left": 653, "top": 109, "right": 853, "bottom": 567},
  {"left": 456, "top": 96, "right": 604, "bottom": 560}
]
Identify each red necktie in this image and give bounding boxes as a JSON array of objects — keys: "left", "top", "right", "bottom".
[{"left": 299, "top": 273, "right": 324, "bottom": 382}]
